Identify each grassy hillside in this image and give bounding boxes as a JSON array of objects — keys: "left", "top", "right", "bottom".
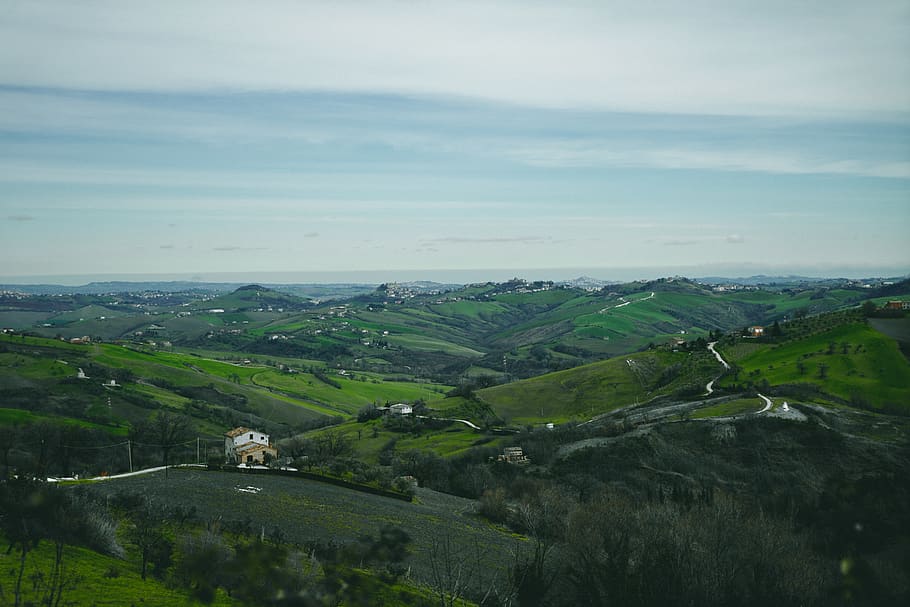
[
  {"left": 0, "top": 533, "right": 231, "bottom": 606},
  {"left": 0, "top": 334, "right": 452, "bottom": 447},
  {"left": 716, "top": 321, "right": 910, "bottom": 413},
  {"left": 3, "top": 277, "right": 889, "bottom": 387},
  {"left": 475, "top": 347, "right": 721, "bottom": 424}
]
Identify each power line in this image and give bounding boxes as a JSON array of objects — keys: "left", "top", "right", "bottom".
[{"left": 62, "top": 441, "right": 130, "bottom": 450}]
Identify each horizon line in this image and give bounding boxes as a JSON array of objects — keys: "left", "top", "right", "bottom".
[{"left": 2, "top": 264, "right": 908, "bottom": 287}]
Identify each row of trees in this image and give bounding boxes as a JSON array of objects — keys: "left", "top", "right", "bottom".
[{"left": 1, "top": 412, "right": 200, "bottom": 480}]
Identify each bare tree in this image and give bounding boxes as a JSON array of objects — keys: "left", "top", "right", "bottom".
[
  {"left": 429, "top": 532, "right": 504, "bottom": 607},
  {"left": 510, "top": 487, "right": 570, "bottom": 606},
  {"left": 139, "top": 411, "right": 191, "bottom": 478}
]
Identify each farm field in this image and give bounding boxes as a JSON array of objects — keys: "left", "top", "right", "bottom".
[{"left": 81, "top": 468, "right": 517, "bottom": 592}]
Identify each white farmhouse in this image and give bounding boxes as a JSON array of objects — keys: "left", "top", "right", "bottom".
[
  {"left": 224, "top": 426, "right": 277, "bottom": 465},
  {"left": 388, "top": 403, "right": 413, "bottom": 416}
]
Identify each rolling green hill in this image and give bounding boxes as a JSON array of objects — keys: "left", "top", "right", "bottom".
[
  {"left": 716, "top": 320, "right": 910, "bottom": 413},
  {"left": 4, "top": 277, "right": 894, "bottom": 387},
  {"left": 0, "top": 334, "right": 452, "bottom": 448},
  {"left": 473, "top": 346, "right": 721, "bottom": 425}
]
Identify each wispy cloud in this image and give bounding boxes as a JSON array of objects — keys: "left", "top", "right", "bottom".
[
  {"left": 664, "top": 239, "right": 699, "bottom": 247},
  {"left": 7, "top": 214, "right": 34, "bottom": 221},
  {"left": 159, "top": 244, "right": 175, "bottom": 249},
  {"left": 213, "top": 246, "right": 268, "bottom": 252},
  {"left": 726, "top": 234, "right": 745, "bottom": 244},
  {"left": 425, "top": 236, "right": 551, "bottom": 245},
  {"left": 509, "top": 143, "right": 910, "bottom": 178},
  {"left": 1, "top": 1, "right": 907, "bottom": 117},
  {"left": 303, "top": 232, "right": 319, "bottom": 238}
]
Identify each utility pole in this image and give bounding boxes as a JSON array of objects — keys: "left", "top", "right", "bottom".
[
  {"left": 127, "top": 439, "right": 133, "bottom": 473},
  {"left": 196, "top": 437, "right": 200, "bottom": 464}
]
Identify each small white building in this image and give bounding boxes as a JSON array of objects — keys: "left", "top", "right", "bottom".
[
  {"left": 497, "top": 446, "right": 529, "bottom": 464},
  {"left": 225, "top": 427, "right": 277, "bottom": 465},
  {"left": 388, "top": 403, "right": 413, "bottom": 416}
]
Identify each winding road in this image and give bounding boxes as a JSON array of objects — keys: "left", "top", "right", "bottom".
[
  {"left": 704, "top": 341, "right": 730, "bottom": 395},
  {"left": 704, "top": 342, "right": 774, "bottom": 414},
  {"left": 599, "top": 291, "right": 655, "bottom": 314}
]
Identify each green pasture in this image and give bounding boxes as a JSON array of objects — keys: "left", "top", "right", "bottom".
[
  {"left": 0, "top": 333, "right": 93, "bottom": 352},
  {"left": 716, "top": 323, "right": 910, "bottom": 410},
  {"left": 0, "top": 407, "right": 128, "bottom": 435},
  {"left": 723, "top": 288, "right": 862, "bottom": 317},
  {"left": 302, "top": 418, "right": 502, "bottom": 465},
  {"left": 570, "top": 292, "right": 723, "bottom": 347},
  {"left": 348, "top": 311, "right": 433, "bottom": 335},
  {"left": 385, "top": 333, "right": 484, "bottom": 357},
  {"left": 426, "top": 299, "right": 511, "bottom": 320},
  {"left": 690, "top": 398, "right": 766, "bottom": 419},
  {"left": 2, "top": 338, "right": 335, "bottom": 426},
  {"left": 493, "top": 289, "right": 578, "bottom": 306},
  {"left": 47, "top": 304, "right": 119, "bottom": 323},
  {"left": 0, "top": 534, "right": 229, "bottom": 607},
  {"left": 714, "top": 342, "right": 765, "bottom": 363},
  {"left": 172, "top": 347, "right": 328, "bottom": 372},
  {"left": 489, "top": 294, "right": 601, "bottom": 341},
  {"left": 127, "top": 382, "right": 192, "bottom": 409},
  {"left": 251, "top": 370, "right": 450, "bottom": 414},
  {"left": 0, "top": 310, "right": 52, "bottom": 329},
  {"left": 478, "top": 349, "right": 712, "bottom": 425},
  {"left": 0, "top": 351, "right": 75, "bottom": 379}
]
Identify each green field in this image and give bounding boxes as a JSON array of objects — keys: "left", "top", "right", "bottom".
[
  {"left": 0, "top": 533, "right": 230, "bottom": 607},
  {"left": 251, "top": 370, "right": 450, "bottom": 415},
  {"left": 716, "top": 322, "right": 910, "bottom": 411},
  {"left": 477, "top": 348, "right": 720, "bottom": 424},
  {"left": 385, "top": 333, "right": 485, "bottom": 357},
  {"left": 0, "top": 333, "right": 457, "bottom": 439},
  {"left": 302, "top": 417, "right": 504, "bottom": 464},
  {"left": 690, "top": 397, "right": 767, "bottom": 419}
]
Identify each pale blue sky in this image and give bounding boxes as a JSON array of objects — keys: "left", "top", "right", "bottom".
[{"left": 1, "top": 1, "right": 908, "bottom": 283}]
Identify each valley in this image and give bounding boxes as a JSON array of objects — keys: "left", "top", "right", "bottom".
[{"left": 1, "top": 275, "right": 908, "bottom": 606}]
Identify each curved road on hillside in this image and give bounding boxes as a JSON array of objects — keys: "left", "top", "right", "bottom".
[
  {"left": 704, "top": 341, "right": 730, "bottom": 395},
  {"left": 598, "top": 291, "right": 655, "bottom": 314},
  {"left": 48, "top": 464, "right": 208, "bottom": 483}
]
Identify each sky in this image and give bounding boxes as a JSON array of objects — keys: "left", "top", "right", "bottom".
[{"left": 1, "top": 0, "right": 909, "bottom": 284}]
